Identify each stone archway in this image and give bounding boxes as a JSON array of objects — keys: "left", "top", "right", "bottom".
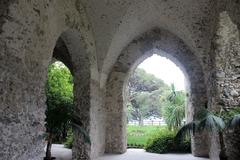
[
  {"left": 104, "top": 28, "right": 209, "bottom": 157},
  {"left": 53, "top": 30, "right": 93, "bottom": 160},
  {"left": 0, "top": 1, "right": 103, "bottom": 159},
  {"left": 0, "top": 27, "right": 96, "bottom": 159},
  {"left": 57, "top": 30, "right": 105, "bottom": 160}
]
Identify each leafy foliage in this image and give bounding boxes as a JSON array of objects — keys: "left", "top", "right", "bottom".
[
  {"left": 175, "top": 121, "right": 196, "bottom": 141},
  {"left": 127, "top": 68, "right": 170, "bottom": 124},
  {"left": 220, "top": 107, "right": 240, "bottom": 128},
  {"left": 45, "top": 61, "right": 92, "bottom": 159},
  {"left": 198, "top": 111, "right": 225, "bottom": 132},
  {"left": 71, "top": 112, "right": 91, "bottom": 144},
  {"left": 45, "top": 62, "right": 73, "bottom": 136},
  {"left": 128, "top": 68, "right": 169, "bottom": 93},
  {"left": 229, "top": 114, "right": 240, "bottom": 129},
  {"left": 176, "top": 107, "right": 240, "bottom": 160},
  {"left": 64, "top": 131, "right": 73, "bottom": 149},
  {"left": 176, "top": 109, "right": 225, "bottom": 140},
  {"left": 145, "top": 128, "right": 190, "bottom": 154},
  {"left": 161, "top": 84, "right": 186, "bottom": 131},
  {"left": 45, "top": 62, "right": 73, "bottom": 159},
  {"left": 175, "top": 108, "right": 240, "bottom": 160}
]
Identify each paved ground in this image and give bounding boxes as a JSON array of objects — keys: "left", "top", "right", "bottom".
[
  {"left": 49, "top": 145, "right": 209, "bottom": 160},
  {"left": 97, "top": 149, "right": 209, "bottom": 160},
  {"left": 45, "top": 144, "right": 72, "bottom": 160}
]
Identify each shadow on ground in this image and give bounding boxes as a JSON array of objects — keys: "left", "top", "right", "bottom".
[{"left": 48, "top": 145, "right": 209, "bottom": 160}]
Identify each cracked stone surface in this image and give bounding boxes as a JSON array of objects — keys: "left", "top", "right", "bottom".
[{"left": 0, "top": 0, "right": 239, "bottom": 160}]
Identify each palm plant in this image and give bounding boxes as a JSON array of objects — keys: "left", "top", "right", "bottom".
[
  {"left": 176, "top": 108, "right": 240, "bottom": 160},
  {"left": 228, "top": 114, "right": 240, "bottom": 129},
  {"left": 71, "top": 112, "right": 91, "bottom": 144},
  {"left": 167, "top": 84, "right": 177, "bottom": 102},
  {"left": 162, "top": 102, "right": 185, "bottom": 131},
  {"left": 162, "top": 84, "right": 186, "bottom": 132}
]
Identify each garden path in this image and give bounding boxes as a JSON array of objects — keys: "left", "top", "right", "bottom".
[
  {"left": 49, "top": 145, "right": 209, "bottom": 160},
  {"left": 97, "top": 149, "right": 209, "bottom": 160}
]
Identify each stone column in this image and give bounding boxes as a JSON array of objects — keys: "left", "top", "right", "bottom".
[{"left": 105, "top": 71, "right": 127, "bottom": 153}]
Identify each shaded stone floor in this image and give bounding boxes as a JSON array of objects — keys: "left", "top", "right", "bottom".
[
  {"left": 97, "top": 149, "right": 209, "bottom": 160},
  {"left": 45, "top": 144, "right": 72, "bottom": 160},
  {"left": 49, "top": 145, "right": 209, "bottom": 160}
]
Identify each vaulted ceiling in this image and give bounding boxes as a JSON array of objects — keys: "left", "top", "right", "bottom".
[{"left": 81, "top": 0, "right": 220, "bottom": 74}]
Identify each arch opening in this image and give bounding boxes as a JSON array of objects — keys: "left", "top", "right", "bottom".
[
  {"left": 125, "top": 53, "right": 190, "bottom": 151},
  {"left": 104, "top": 28, "right": 209, "bottom": 157},
  {"left": 41, "top": 30, "right": 92, "bottom": 160},
  {"left": 44, "top": 60, "right": 73, "bottom": 160}
]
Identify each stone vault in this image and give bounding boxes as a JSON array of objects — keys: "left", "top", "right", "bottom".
[{"left": 0, "top": 0, "right": 239, "bottom": 160}]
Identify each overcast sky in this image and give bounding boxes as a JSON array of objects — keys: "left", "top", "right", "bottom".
[{"left": 138, "top": 54, "right": 186, "bottom": 91}]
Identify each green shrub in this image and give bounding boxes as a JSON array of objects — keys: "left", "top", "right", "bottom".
[
  {"left": 64, "top": 132, "right": 73, "bottom": 149},
  {"left": 145, "top": 128, "right": 191, "bottom": 154}
]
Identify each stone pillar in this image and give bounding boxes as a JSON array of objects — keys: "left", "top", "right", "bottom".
[
  {"left": 105, "top": 71, "right": 127, "bottom": 153},
  {"left": 0, "top": 2, "right": 54, "bottom": 158},
  {"left": 72, "top": 72, "right": 91, "bottom": 160},
  {"left": 189, "top": 91, "right": 209, "bottom": 157},
  {"left": 89, "top": 80, "right": 106, "bottom": 159}
]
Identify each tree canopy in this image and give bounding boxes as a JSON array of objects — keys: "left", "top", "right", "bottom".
[
  {"left": 127, "top": 68, "right": 187, "bottom": 129},
  {"left": 127, "top": 68, "right": 170, "bottom": 125},
  {"left": 45, "top": 61, "right": 73, "bottom": 159},
  {"left": 128, "top": 68, "right": 169, "bottom": 94},
  {"left": 45, "top": 62, "right": 73, "bottom": 134}
]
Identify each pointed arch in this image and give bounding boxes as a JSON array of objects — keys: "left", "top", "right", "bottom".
[{"left": 105, "top": 28, "right": 208, "bottom": 157}]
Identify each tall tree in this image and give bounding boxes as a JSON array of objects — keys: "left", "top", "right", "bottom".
[
  {"left": 128, "top": 68, "right": 169, "bottom": 94},
  {"left": 45, "top": 62, "right": 73, "bottom": 160},
  {"left": 127, "top": 68, "right": 170, "bottom": 125}
]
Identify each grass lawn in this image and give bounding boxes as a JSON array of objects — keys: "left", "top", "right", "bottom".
[{"left": 127, "top": 125, "right": 166, "bottom": 148}]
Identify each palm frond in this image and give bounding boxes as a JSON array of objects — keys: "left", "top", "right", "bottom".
[
  {"left": 196, "top": 109, "right": 209, "bottom": 121},
  {"left": 197, "top": 113, "right": 225, "bottom": 132},
  {"left": 229, "top": 114, "right": 240, "bottom": 129},
  {"left": 197, "top": 118, "right": 207, "bottom": 132},
  {"left": 72, "top": 123, "right": 91, "bottom": 144},
  {"left": 72, "top": 113, "right": 91, "bottom": 144},
  {"left": 175, "top": 121, "right": 197, "bottom": 142},
  {"left": 212, "top": 114, "right": 225, "bottom": 130}
]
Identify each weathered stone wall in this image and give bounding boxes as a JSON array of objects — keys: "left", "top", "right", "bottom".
[
  {"left": 0, "top": 0, "right": 240, "bottom": 160},
  {"left": 105, "top": 28, "right": 209, "bottom": 156},
  {"left": 0, "top": 1, "right": 55, "bottom": 159},
  {"left": 208, "top": 11, "right": 240, "bottom": 160},
  {"left": 0, "top": 1, "right": 104, "bottom": 160},
  {"left": 215, "top": 12, "right": 240, "bottom": 110}
]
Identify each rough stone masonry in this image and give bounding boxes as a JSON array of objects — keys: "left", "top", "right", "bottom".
[{"left": 0, "top": 0, "right": 239, "bottom": 160}]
